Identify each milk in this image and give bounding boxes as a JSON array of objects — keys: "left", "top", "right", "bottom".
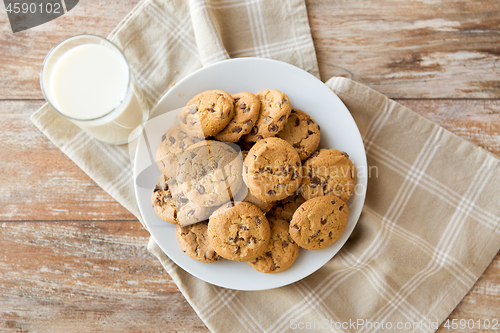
[{"left": 45, "top": 43, "right": 147, "bottom": 144}]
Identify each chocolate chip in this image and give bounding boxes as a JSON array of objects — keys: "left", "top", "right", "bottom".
[
  {"left": 296, "top": 161, "right": 300, "bottom": 166},
  {"left": 280, "top": 165, "right": 288, "bottom": 176},
  {"left": 190, "top": 121, "right": 197, "bottom": 126},
  {"left": 154, "top": 184, "right": 160, "bottom": 191},
  {"left": 240, "top": 225, "right": 249, "bottom": 230},
  {"left": 319, "top": 239, "right": 324, "bottom": 242},
  {"left": 178, "top": 196, "right": 188, "bottom": 204},
  {"left": 282, "top": 98, "right": 287, "bottom": 104},
  {"left": 213, "top": 160, "right": 218, "bottom": 169},
  {"left": 240, "top": 102, "right": 247, "bottom": 109},
  {"left": 318, "top": 125, "right": 321, "bottom": 130},
  {"left": 312, "top": 177, "right": 321, "bottom": 185},
  {"left": 269, "top": 124, "right": 279, "bottom": 132},
  {"left": 277, "top": 102, "right": 281, "bottom": 107},
  {"left": 282, "top": 240, "right": 288, "bottom": 248},
  {"left": 272, "top": 263, "right": 280, "bottom": 271},
  {"left": 251, "top": 126, "right": 258, "bottom": 135},
  {"left": 331, "top": 199, "right": 336, "bottom": 205},
  {"left": 244, "top": 119, "right": 253, "bottom": 126},
  {"left": 293, "top": 144, "right": 301, "bottom": 149},
  {"left": 307, "top": 118, "right": 314, "bottom": 125},
  {"left": 243, "top": 108, "right": 250, "bottom": 113},
  {"left": 189, "top": 105, "right": 197, "bottom": 114},
  {"left": 308, "top": 130, "right": 314, "bottom": 135},
  {"left": 268, "top": 190, "right": 276, "bottom": 196},
  {"left": 295, "top": 118, "right": 300, "bottom": 126},
  {"left": 228, "top": 109, "right": 231, "bottom": 118},
  {"left": 179, "top": 142, "right": 186, "bottom": 149},
  {"left": 187, "top": 210, "right": 195, "bottom": 217},
  {"left": 234, "top": 237, "right": 244, "bottom": 242},
  {"left": 291, "top": 171, "right": 299, "bottom": 180},
  {"left": 265, "top": 252, "right": 272, "bottom": 257},
  {"left": 234, "top": 246, "right": 240, "bottom": 254},
  {"left": 255, "top": 217, "right": 261, "bottom": 225},
  {"left": 233, "top": 126, "right": 242, "bottom": 133},
  {"left": 321, "top": 218, "right": 327, "bottom": 225},
  {"left": 311, "top": 151, "right": 319, "bottom": 158},
  {"left": 292, "top": 225, "right": 299, "bottom": 230},
  {"left": 329, "top": 231, "right": 333, "bottom": 238},
  {"left": 256, "top": 135, "right": 263, "bottom": 140},
  {"left": 279, "top": 115, "right": 287, "bottom": 122},
  {"left": 169, "top": 136, "right": 176, "bottom": 145},
  {"left": 311, "top": 230, "right": 320, "bottom": 238},
  {"left": 234, "top": 97, "right": 240, "bottom": 103},
  {"left": 252, "top": 154, "right": 257, "bottom": 159},
  {"left": 161, "top": 134, "right": 167, "bottom": 142},
  {"left": 264, "top": 116, "right": 272, "bottom": 123},
  {"left": 341, "top": 152, "right": 349, "bottom": 158},
  {"left": 207, "top": 107, "right": 215, "bottom": 113},
  {"left": 196, "top": 184, "right": 205, "bottom": 194},
  {"left": 182, "top": 117, "right": 187, "bottom": 124},
  {"left": 339, "top": 205, "right": 344, "bottom": 211},
  {"left": 220, "top": 110, "right": 224, "bottom": 119},
  {"left": 309, "top": 183, "right": 318, "bottom": 188}
]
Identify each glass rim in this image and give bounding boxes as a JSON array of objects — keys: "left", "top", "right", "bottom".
[{"left": 40, "top": 34, "right": 132, "bottom": 122}]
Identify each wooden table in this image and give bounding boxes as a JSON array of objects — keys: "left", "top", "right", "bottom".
[{"left": 1, "top": 1, "right": 499, "bottom": 332}]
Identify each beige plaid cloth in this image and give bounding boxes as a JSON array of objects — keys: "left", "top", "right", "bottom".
[{"left": 31, "top": 0, "right": 500, "bottom": 332}]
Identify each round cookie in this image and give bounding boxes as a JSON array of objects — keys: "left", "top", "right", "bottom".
[
  {"left": 179, "top": 90, "right": 235, "bottom": 138},
  {"left": 271, "top": 194, "right": 306, "bottom": 222},
  {"left": 207, "top": 202, "right": 270, "bottom": 262},
  {"left": 177, "top": 141, "right": 242, "bottom": 207},
  {"left": 152, "top": 174, "right": 177, "bottom": 224},
  {"left": 277, "top": 109, "right": 320, "bottom": 161},
  {"left": 214, "top": 92, "right": 260, "bottom": 142},
  {"left": 156, "top": 125, "right": 200, "bottom": 178},
  {"left": 175, "top": 221, "right": 223, "bottom": 263},
  {"left": 289, "top": 196, "right": 349, "bottom": 250},
  {"left": 243, "top": 137, "right": 302, "bottom": 202},
  {"left": 248, "top": 215, "right": 300, "bottom": 273},
  {"left": 153, "top": 176, "right": 212, "bottom": 226},
  {"left": 243, "top": 90, "right": 291, "bottom": 142},
  {"left": 300, "top": 149, "right": 356, "bottom": 202}
]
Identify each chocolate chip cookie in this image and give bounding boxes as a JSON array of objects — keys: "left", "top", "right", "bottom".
[
  {"left": 243, "top": 137, "right": 302, "bottom": 202},
  {"left": 277, "top": 109, "right": 320, "bottom": 161},
  {"left": 289, "top": 195, "right": 349, "bottom": 250},
  {"left": 176, "top": 141, "right": 242, "bottom": 207},
  {"left": 152, "top": 174, "right": 177, "bottom": 224},
  {"left": 243, "top": 90, "right": 291, "bottom": 142},
  {"left": 176, "top": 221, "right": 223, "bottom": 263},
  {"left": 271, "top": 194, "right": 306, "bottom": 222},
  {"left": 152, "top": 175, "right": 212, "bottom": 226},
  {"left": 179, "top": 90, "right": 235, "bottom": 138},
  {"left": 214, "top": 92, "right": 260, "bottom": 142},
  {"left": 248, "top": 215, "right": 300, "bottom": 273},
  {"left": 156, "top": 125, "right": 200, "bottom": 178},
  {"left": 207, "top": 202, "right": 270, "bottom": 261},
  {"left": 300, "top": 149, "right": 356, "bottom": 202}
]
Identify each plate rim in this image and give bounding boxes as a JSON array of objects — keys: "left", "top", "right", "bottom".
[{"left": 134, "top": 57, "right": 367, "bottom": 290}]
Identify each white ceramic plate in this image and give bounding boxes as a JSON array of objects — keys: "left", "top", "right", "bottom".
[{"left": 134, "top": 58, "right": 367, "bottom": 290}]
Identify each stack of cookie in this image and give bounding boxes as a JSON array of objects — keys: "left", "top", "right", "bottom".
[{"left": 152, "top": 89, "right": 356, "bottom": 273}]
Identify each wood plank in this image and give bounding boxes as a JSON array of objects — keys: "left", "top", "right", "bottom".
[
  {"left": 0, "top": 100, "right": 135, "bottom": 221},
  {"left": 0, "top": 221, "right": 498, "bottom": 333},
  {"left": 0, "top": 221, "right": 208, "bottom": 333},
  {"left": 0, "top": 0, "right": 499, "bottom": 99},
  {"left": 1, "top": 100, "right": 499, "bottom": 221},
  {"left": 307, "top": 0, "right": 500, "bottom": 98}
]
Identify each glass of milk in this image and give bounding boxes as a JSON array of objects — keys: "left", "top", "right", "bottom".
[{"left": 40, "top": 35, "right": 150, "bottom": 145}]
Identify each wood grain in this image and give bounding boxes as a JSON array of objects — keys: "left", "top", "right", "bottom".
[
  {"left": 0, "top": 0, "right": 499, "bottom": 99},
  {"left": 0, "top": 221, "right": 207, "bottom": 333},
  {"left": 0, "top": 101, "right": 135, "bottom": 221},
  {"left": 307, "top": 0, "right": 500, "bottom": 98}
]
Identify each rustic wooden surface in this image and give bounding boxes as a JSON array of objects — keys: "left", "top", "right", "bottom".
[{"left": 1, "top": 0, "right": 499, "bottom": 332}]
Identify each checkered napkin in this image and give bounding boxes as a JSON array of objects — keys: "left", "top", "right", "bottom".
[{"left": 31, "top": 0, "right": 500, "bottom": 332}]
